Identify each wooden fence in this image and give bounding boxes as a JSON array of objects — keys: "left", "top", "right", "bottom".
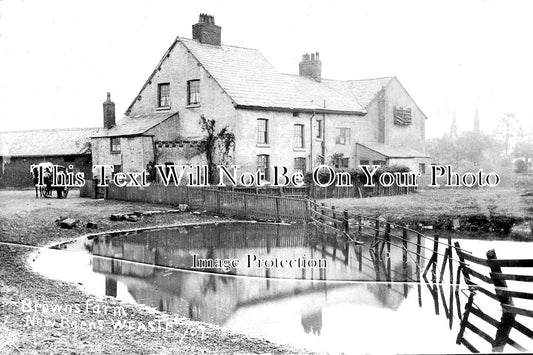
[
  {"left": 216, "top": 183, "right": 416, "bottom": 199},
  {"left": 106, "top": 183, "right": 308, "bottom": 223}
]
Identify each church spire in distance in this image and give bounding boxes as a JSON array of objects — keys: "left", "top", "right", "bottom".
[
  {"left": 450, "top": 110, "right": 458, "bottom": 139},
  {"left": 474, "top": 108, "right": 480, "bottom": 133}
]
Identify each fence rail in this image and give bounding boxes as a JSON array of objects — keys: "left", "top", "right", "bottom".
[{"left": 105, "top": 183, "right": 308, "bottom": 223}]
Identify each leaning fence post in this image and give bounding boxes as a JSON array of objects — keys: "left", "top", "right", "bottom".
[
  {"left": 448, "top": 234, "right": 453, "bottom": 284},
  {"left": 384, "top": 223, "right": 391, "bottom": 255},
  {"left": 487, "top": 249, "right": 516, "bottom": 352},
  {"left": 487, "top": 249, "right": 513, "bottom": 306},
  {"left": 416, "top": 232, "right": 422, "bottom": 275},
  {"left": 343, "top": 210, "right": 349, "bottom": 236},
  {"left": 373, "top": 219, "right": 380, "bottom": 251},
  {"left": 320, "top": 203, "right": 326, "bottom": 234},
  {"left": 432, "top": 234, "right": 439, "bottom": 283},
  {"left": 454, "top": 241, "right": 471, "bottom": 285},
  {"left": 402, "top": 228, "right": 408, "bottom": 264}
]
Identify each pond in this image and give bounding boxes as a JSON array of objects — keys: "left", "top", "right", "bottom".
[{"left": 33, "top": 222, "right": 533, "bottom": 354}]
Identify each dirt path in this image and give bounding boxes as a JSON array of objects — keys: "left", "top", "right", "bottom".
[{"left": 0, "top": 190, "right": 307, "bottom": 354}]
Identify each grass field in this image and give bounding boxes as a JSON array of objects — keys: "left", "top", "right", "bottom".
[{"left": 321, "top": 176, "right": 532, "bottom": 230}]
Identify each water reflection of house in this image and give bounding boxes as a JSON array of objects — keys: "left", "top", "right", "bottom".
[{"left": 90, "top": 223, "right": 415, "bottom": 325}]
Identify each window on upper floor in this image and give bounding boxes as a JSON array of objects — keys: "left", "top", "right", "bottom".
[
  {"left": 257, "top": 119, "right": 268, "bottom": 144},
  {"left": 187, "top": 80, "right": 200, "bottom": 105},
  {"left": 316, "top": 119, "right": 323, "bottom": 139},
  {"left": 419, "top": 163, "right": 426, "bottom": 174},
  {"left": 110, "top": 137, "right": 121, "bottom": 154},
  {"left": 158, "top": 83, "right": 170, "bottom": 108},
  {"left": 294, "top": 124, "right": 304, "bottom": 148},
  {"left": 335, "top": 128, "right": 351, "bottom": 145}
]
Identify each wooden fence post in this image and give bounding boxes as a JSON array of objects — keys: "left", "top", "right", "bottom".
[
  {"left": 402, "top": 228, "right": 408, "bottom": 264},
  {"left": 487, "top": 249, "right": 516, "bottom": 352},
  {"left": 487, "top": 249, "right": 513, "bottom": 306},
  {"left": 275, "top": 197, "right": 281, "bottom": 222},
  {"left": 373, "top": 219, "right": 380, "bottom": 251},
  {"left": 384, "top": 223, "right": 391, "bottom": 255},
  {"left": 448, "top": 234, "right": 453, "bottom": 284},
  {"left": 320, "top": 203, "right": 326, "bottom": 234},
  {"left": 243, "top": 194, "right": 248, "bottom": 219},
  {"left": 216, "top": 190, "right": 221, "bottom": 214},
  {"left": 432, "top": 234, "right": 439, "bottom": 283},
  {"left": 454, "top": 241, "right": 471, "bottom": 285},
  {"left": 343, "top": 210, "right": 349, "bottom": 236},
  {"left": 416, "top": 232, "right": 422, "bottom": 276}
]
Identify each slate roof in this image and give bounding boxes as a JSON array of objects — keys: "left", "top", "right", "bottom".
[
  {"left": 0, "top": 128, "right": 100, "bottom": 157},
  {"left": 126, "top": 37, "right": 366, "bottom": 115},
  {"left": 357, "top": 142, "right": 430, "bottom": 158},
  {"left": 281, "top": 74, "right": 362, "bottom": 112},
  {"left": 322, "top": 77, "right": 393, "bottom": 107},
  {"left": 92, "top": 112, "right": 178, "bottom": 138}
]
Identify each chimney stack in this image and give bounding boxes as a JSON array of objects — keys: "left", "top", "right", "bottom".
[
  {"left": 103, "top": 92, "right": 115, "bottom": 129},
  {"left": 192, "top": 13, "right": 221, "bottom": 46},
  {"left": 299, "top": 52, "right": 322, "bottom": 82}
]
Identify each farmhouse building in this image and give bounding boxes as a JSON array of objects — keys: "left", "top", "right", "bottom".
[
  {"left": 0, "top": 128, "right": 98, "bottom": 188},
  {"left": 91, "top": 14, "right": 430, "bottom": 181}
]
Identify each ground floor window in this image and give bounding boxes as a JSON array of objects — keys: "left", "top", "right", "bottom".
[
  {"left": 112, "top": 165, "right": 122, "bottom": 176},
  {"left": 334, "top": 157, "right": 349, "bottom": 169},
  {"left": 257, "top": 154, "right": 270, "bottom": 181},
  {"left": 359, "top": 159, "right": 370, "bottom": 166},
  {"left": 294, "top": 157, "right": 306, "bottom": 175}
]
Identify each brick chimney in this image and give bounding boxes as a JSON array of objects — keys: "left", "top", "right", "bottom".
[
  {"left": 299, "top": 52, "right": 322, "bottom": 82},
  {"left": 192, "top": 13, "right": 221, "bottom": 46},
  {"left": 103, "top": 92, "right": 115, "bottom": 129}
]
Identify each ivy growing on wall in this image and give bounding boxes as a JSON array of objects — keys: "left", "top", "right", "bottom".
[{"left": 198, "top": 114, "right": 235, "bottom": 183}]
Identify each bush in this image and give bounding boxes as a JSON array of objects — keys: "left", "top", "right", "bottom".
[{"left": 514, "top": 159, "right": 527, "bottom": 173}]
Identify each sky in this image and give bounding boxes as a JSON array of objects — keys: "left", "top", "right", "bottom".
[{"left": 0, "top": 0, "right": 532, "bottom": 139}]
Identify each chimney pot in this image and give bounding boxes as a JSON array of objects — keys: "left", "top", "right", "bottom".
[
  {"left": 192, "top": 13, "right": 221, "bottom": 45},
  {"left": 299, "top": 52, "right": 322, "bottom": 82}
]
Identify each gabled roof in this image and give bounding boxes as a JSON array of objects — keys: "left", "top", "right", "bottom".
[
  {"left": 126, "top": 37, "right": 366, "bottom": 115},
  {"left": 281, "top": 74, "right": 363, "bottom": 112},
  {"left": 0, "top": 128, "right": 99, "bottom": 157},
  {"left": 357, "top": 142, "right": 430, "bottom": 158},
  {"left": 343, "top": 77, "right": 394, "bottom": 107},
  {"left": 92, "top": 112, "right": 178, "bottom": 138}
]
